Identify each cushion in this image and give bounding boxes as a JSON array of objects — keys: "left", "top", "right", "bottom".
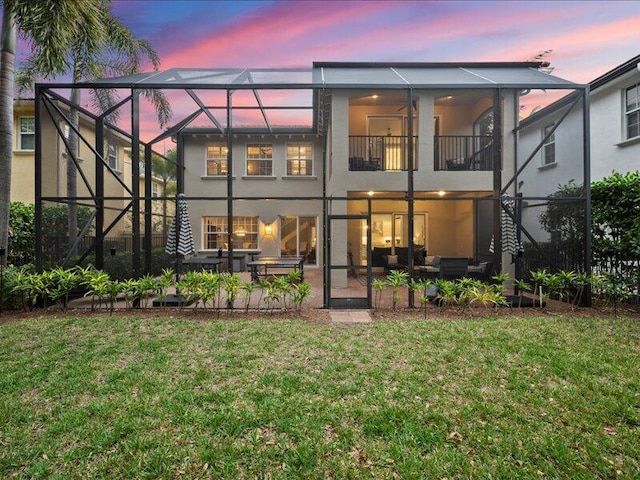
[
  {"left": 424, "top": 255, "right": 436, "bottom": 266},
  {"left": 386, "top": 255, "right": 398, "bottom": 265},
  {"left": 432, "top": 256, "right": 441, "bottom": 266}
]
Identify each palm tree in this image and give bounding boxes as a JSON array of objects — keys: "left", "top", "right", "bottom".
[
  {"left": 0, "top": 0, "right": 104, "bottom": 258},
  {"left": 17, "top": 2, "right": 171, "bottom": 258}
]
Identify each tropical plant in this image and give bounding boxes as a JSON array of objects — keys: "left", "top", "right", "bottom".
[
  {"left": 290, "top": 281, "right": 312, "bottom": 312},
  {"left": 155, "top": 268, "right": 174, "bottom": 309},
  {"left": 241, "top": 279, "right": 255, "bottom": 312},
  {"left": 386, "top": 269, "right": 409, "bottom": 311},
  {"left": 530, "top": 269, "right": 550, "bottom": 308},
  {"left": 372, "top": 278, "right": 386, "bottom": 309},
  {"left": 513, "top": 279, "right": 531, "bottom": 309}
]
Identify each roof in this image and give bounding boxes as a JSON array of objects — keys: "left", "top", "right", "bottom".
[
  {"left": 590, "top": 54, "right": 640, "bottom": 91},
  {"left": 519, "top": 53, "right": 640, "bottom": 128},
  {"left": 70, "top": 62, "right": 579, "bottom": 90}
]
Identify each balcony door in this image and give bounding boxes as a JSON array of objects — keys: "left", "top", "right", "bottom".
[{"left": 368, "top": 116, "right": 404, "bottom": 170}]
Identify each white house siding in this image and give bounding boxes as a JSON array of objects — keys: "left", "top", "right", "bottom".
[{"left": 590, "top": 68, "right": 640, "bottom": 180}]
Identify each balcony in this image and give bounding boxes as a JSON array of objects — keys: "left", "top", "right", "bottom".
[
  {"left": 348, "top": 135, "right": 417, "bottom": 171},
  {"left": 434, "top": 135, "right": 494, "bottom": 171}
]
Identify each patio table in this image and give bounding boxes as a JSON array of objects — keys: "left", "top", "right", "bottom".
[{"left": 246, "top": 256, "right": 305, "bottom": 282}]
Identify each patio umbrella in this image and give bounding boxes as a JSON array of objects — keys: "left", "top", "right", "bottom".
[
  {"left": 489, "top": 199, "right": 523, "bottom": 255},
  {"left": 165, "top": 194, "right": 195, "bottom": 257}
]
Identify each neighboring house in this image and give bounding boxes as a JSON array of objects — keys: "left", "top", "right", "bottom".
[
  {"left": 517, "top": 54, "right": 639, "bottom": 257},
  {"left": 35, "top": 61, "right": 589, "bottom": 307},
  {"left": 11, "top": 98, "right": 170, "bottom": 237}
]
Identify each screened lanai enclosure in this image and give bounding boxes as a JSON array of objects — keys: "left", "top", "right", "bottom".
[{"left": 34, "top": 62, "right": 591, "bottom": 307}]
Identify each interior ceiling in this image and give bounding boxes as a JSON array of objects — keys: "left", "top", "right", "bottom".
[
  {"left": 349, "top": 90, "right": 492, "bottom": 107},
  {"left": 348, "top": 191, "right": 493, "bottom": 199}
]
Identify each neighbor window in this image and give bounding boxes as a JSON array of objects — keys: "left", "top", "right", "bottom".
[
  {"left": 286, "top": 143, "right": 313, "bottom": 176},
  {"left": 107, "top": 144, "right": 118, "bottom": 170},
  {"left": 625, "top": 83, "right": 640, "bottom": 140},
  {"left": 206, "top": 144, "right": 228, "bottom": 175},
  {"left": 203, "top": 216, "right": 258, "bottom": 249},
  {"left": 246, "top": 144, "right": 273, "bottom": 176},
  {"left": 19, "top": 117, "right": 35, "bottom": 150},
  {"left": 542, "top": 124, "right": 555, "bottom": 165},
  {"left": 151, "top": 182, "right": 159, "bottom": 198}
]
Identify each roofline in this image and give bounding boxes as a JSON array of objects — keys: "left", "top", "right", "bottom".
[
  {"left": 518, "top": 90, "right": 582, "bottom": 128},
  {"left": 181, "top": 127, "right": 317, "bottom": 135},
  {"left": 313, "top": 61, "right": 544, "bottom": 69},
  {"left": 519, "top": 53, "right": 640, "bottom": 127},
  {"left": 590, "top": 54, "right": 640, "bottom": 91}
]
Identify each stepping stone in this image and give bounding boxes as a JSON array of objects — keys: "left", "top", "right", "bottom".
[{"left": 330, "top": 310, "right": 372, "bottom": 324}]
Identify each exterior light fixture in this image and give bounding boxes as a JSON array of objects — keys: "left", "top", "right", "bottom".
[
  {"left": 372, "top": 94, "right": 379, "bottom": 99},
  {"left": 264, "top": 223, "right": 273, "bottom": 236},
  {"left": 367, "top": 190, "right": 374, "bottom": 196},
  {"left": 438, "top": 190, "right": 446, "bottom": 197}
]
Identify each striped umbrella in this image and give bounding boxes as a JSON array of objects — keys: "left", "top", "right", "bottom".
[
  {"left": 489, "top": 199, "right": 522, "bottom": 255},
  {"left": 165, "top": 194, "right": 195, "bottom": 256}
]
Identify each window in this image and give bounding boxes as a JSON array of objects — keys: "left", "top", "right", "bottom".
[
  {"left": 625, "top": 84, "right": 640, "bottom": 140},
  {"left": 206, "top": 144, "right": 228, "bottom": 175},
  {"left": 286, "top": 143, "right": 313, "bottom": 176},
  {"left": 246, "top": 144, "right": 273, "bottom": 176},
  {"left": 19, "top": 117, "right": 35, "bottom": 150},
  {"left": 203, "top": 216, "right": 258, "bottom": 249},
  {"left": 151, "top": 182, "right": 159, "bottom": 198},
  {"left": 107, "top": 144, "right": 118, "bottom": 170},
  {"left": 542, "top": 124, "right": 555, "bottom": 165}
]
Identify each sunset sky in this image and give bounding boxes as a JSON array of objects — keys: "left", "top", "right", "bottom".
[{"left": 7, "top": 0, "right": 640, "bottom": 138}]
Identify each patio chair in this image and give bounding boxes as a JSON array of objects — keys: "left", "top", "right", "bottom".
[{"left": 438, "top": 257, "right": 469, "bottom": 280}]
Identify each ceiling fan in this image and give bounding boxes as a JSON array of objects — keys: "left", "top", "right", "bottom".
[{"left": 397, "top": 99, "right": 417, "bottom": 112}]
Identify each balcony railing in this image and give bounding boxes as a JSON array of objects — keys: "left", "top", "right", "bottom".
[
  {"left": 434, "top": 135, "right": 494, "bottom": 171},
  {"left": 348, "top": 135, "right": 417, "bottom": 171}
]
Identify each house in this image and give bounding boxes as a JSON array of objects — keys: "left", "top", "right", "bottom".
[
  {"left": 10, "top": 98, "right": 173, "bottom": 261},
  {"left": 35, "top": 62, "right": 589, "bottom": 307},
  {"left": 516, "top": 54, "right": 639, "bottom": 273}
]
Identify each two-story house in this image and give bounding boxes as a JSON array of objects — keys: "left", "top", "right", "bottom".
[
  {"left": 12, "top": 97, "right": 173, "bottom": 266},
  {"left": 35, "top": 61, "right": 589, "bottom": 307}
]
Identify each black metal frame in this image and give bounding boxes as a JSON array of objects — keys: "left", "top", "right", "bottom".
[{"left": 33, "top": 63, "right": 590, "bottom": 307}]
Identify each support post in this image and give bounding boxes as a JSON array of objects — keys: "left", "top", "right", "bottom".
[
  {"left": 406, "top": 88, "right": 415, "bottom": 308},
  {"left": 582, "top": 87, "right": 592, "bottom": 306},
  {"left": 95, "top": 117, "right": 105, "bottom": 270},
  {"left": 144, "top": 143, "right": 153, "bottom": 273},
  {"left": 35, "top": 86, "right": 43, "bottom": 272},
  {"left": 492, "top": 88, "right": 503, "bottom": 272},
  {"left": 226, "top": 89, "right": 234, "bottom": 273},
  {"left": 131, "top": 90, "right": 141, "bottom": 277}
]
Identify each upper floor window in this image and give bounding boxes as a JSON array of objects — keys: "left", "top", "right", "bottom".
[
  {"left": 625, "top": 84, "right": 639, "bottom": 140},
  {"left": 107, "top": 144, "right": 118, "bottom": 170},
  {"left": 19, "top": 117, "right": 35, "bottom": 150},
  {"left": 206, "top": 144, "right": 228, "bottom": 175},
  {"left": 542, "top": 124, "right": 555, "bottom": 166},
  {"left": 246, "top": 144, "right": 273, "bottom": 176},
  {"left": 286, "top": 143, "right": 313, "bottom": 176},
  {"left": 151, "top": 182, "right": 159, "bottom": 198}
]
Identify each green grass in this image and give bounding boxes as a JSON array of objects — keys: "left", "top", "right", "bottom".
[{"left": 1, "top": 314, "right": 639, "bottom": 479}]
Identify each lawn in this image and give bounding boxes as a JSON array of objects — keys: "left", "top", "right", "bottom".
[{"left": 1, "top": 313, "right": 639, "bottom": 479}]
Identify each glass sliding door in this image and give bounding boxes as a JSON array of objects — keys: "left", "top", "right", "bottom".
[{"left": 280, "top": 216, "right": 317, "bottom": 265}]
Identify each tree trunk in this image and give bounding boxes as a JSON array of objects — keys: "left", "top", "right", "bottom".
[
  {"left": 0, "top": 13, "right": 15, "bottom": 255},
  {"left": 67, "top": 87, "right": 80, "bottom": 257}
]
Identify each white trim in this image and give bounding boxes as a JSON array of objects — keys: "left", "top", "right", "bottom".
[{"left": 285, "top": 142, "right": 314, "bottom": 176}]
